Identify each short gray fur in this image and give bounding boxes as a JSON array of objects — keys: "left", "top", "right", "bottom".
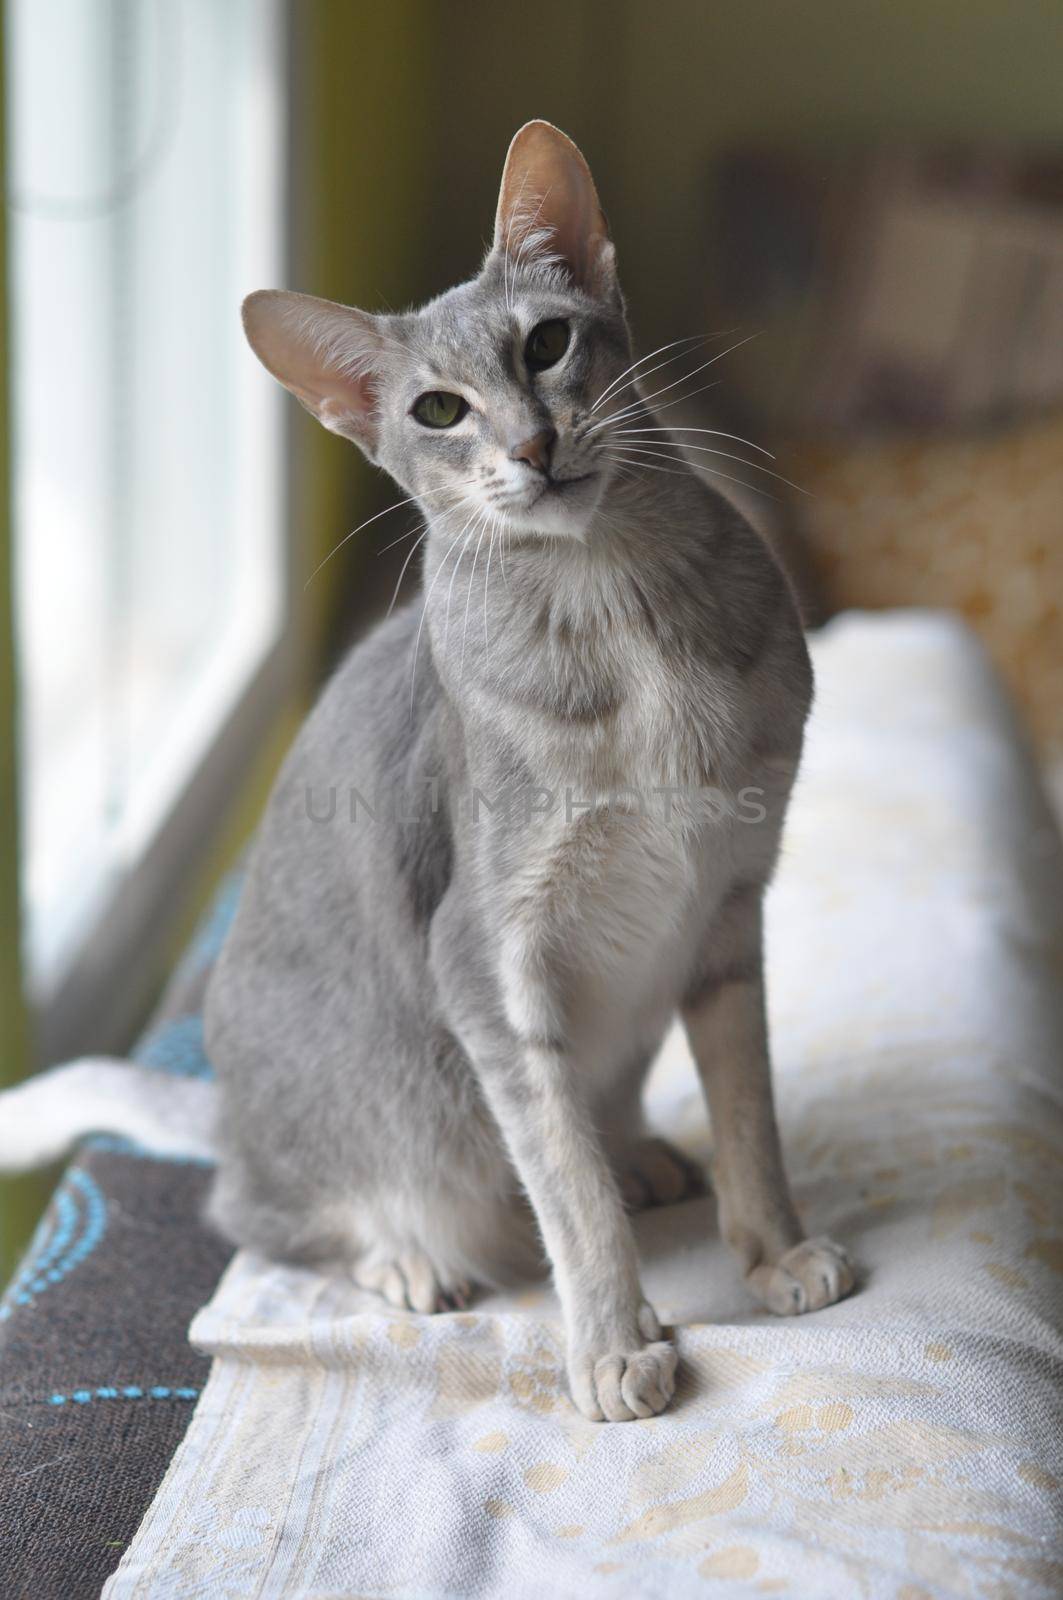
[{"left": 202, "top": 122, "right": 854, "bottom": 1422}]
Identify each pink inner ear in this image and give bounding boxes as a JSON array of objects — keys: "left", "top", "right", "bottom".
[
  {"left": 242, "top": 290, "right": 384, "bottom": 453},
  {"left": 494, "top": 122, "right": 610, "bottom": 292},
  {"left": 310, "top": 366, "right": 381, "bottom": 442}
]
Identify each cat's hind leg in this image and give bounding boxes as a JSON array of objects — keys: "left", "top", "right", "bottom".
[
  {"left": 208, "top": 1155, "right": 479, "bottom": 1311},
  {"left": 592, "top": 1052, "right": 706, "bottom": 1211},
  {"left": 211, "top": 1167, "right": 514, "bottom": 1314},
  {"left": 682, "top": 887, "right": 855, "bottom": 1314},
  {"left": 348, "top": 1163, "right": 543, "bottom": 1315}
]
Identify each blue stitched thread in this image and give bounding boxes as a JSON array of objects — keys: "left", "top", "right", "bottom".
[
  {"left": 139, "top": 1014, "right": 215, "bottom": 1081},
  {"left": 0, "top": 1169, "right": 107, "bottom": 1321},
  {"left": 3, "top": 1190, "right": 76, "bottom": 1315},
  {"left": 45, "top": 1385, "right": 199, "bottom": 1407}
]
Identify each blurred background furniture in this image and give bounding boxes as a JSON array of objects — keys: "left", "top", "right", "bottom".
[{"left": 696, "top": 143, "right": 1063, "bottom": 805}]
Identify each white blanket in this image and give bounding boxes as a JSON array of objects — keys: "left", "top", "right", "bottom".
[{"left": 104, "top": 612, "right": 1063, "bottom": 1600}]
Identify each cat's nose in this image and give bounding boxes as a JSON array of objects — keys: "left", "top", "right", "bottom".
[{"left": 509, "top": 426, "right": 556, "bottom": 475}]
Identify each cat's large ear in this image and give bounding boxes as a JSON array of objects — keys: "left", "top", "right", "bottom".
[
  {"left": 242, "top": 290, "right": 389, "bottom": 457},
  {"left": 492, "top": 121, "right": 617, "bottom": 300}
]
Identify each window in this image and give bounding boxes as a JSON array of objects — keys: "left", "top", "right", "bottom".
[{"left": 7, "top": 0, "right": 289, "bottom": 1054}]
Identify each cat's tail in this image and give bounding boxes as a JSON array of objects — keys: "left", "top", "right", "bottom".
[{"left": 0, "top": 1059, "right": 216, "bottom": 1172}]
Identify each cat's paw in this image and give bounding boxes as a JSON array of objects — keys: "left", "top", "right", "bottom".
[
  {"left": 617, "top": 1136, "right": 706, "bottom": 1210},
  {"left": 747, "top": 1235, "right": 854, "bottom": 1316},
  {"left": 352, "top": 1252, "right": 472, "bottom": 1314},
  {"left": 568, "top": 1303, "right": 678, "bottom": 1422}
]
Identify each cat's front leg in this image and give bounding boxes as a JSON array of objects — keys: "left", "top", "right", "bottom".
[
  {"left": 486, "top": 1034, "right": 677, "bottom": 1421},
  {"left": 430, "top": 898, "right": 676, "bottom": 1422},
  {"left": 682, "top": 888, "right": 855, "bottom": 1314}
]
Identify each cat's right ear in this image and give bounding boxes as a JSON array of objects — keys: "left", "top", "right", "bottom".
[{"left": 242, "top": 290, "right": 388, "bottom": 458}]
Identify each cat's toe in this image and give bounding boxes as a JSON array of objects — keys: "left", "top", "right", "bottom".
[
  {"left": 569, "top": 1312, "right": 677, "bottom": 1422},
  {"left": 619, "top": 1136, "right": 706, "bottom": 1210},
  {"left": 398, "top": 1251, "right": 446, "bottom": 1313},
  {"left": 437, "top": 1281, "right": 474, "bottom": 1312},
  {"left": 747, "top": 1236, "right": 855, "bottom": 1316},
  {"left": 353, "top": 1252, "right": 471, "bottom": 1314}
]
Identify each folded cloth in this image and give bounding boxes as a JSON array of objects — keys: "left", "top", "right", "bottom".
[{"left": 103, "top": 611, "right": 1063, "bottom": 1600}]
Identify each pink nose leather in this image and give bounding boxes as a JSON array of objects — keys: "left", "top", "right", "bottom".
[{"left": 509, "top": 427, "right": 556, "bottom": 474}]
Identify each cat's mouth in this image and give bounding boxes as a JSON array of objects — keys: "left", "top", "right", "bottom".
[
  {"left": 534, "top": 471, "right": 595, "bottom": 501},
  {"left": 547, "top": 472, "right": 593, "bottom": 493},
  {"left": 496, "top": 469, "right": 601, "bottom": 534}
]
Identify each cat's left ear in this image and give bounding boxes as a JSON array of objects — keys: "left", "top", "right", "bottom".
[
  {"left": 241, "top": 290, "right": 390, "bottom": 459},
  {"left": 492, "top": 121, "right": 618, "bottom": 302}
]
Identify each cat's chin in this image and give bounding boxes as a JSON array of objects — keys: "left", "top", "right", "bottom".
[{"left": 501, "top": 472, "right": 602, "bottom": 540}]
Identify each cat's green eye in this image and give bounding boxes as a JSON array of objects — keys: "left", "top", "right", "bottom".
[
  {"left": 412, "top": 391, "right": 468, "bottom": 429},
  {"left": 525, "top": 319, "right": 570, "bottom": 372}
]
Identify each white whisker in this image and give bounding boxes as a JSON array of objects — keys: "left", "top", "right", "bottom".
[
  {"left": 588, "top": 332, "right": 760, "bottom": 436},
  {"left": 604, "top": 451, "right": 689, "bottom": 478},
  {"left": 605, "top": 445, "right": 779, "bottom": 502},
  {"left": 460, "top": 518, "right": 490, "bottom": 684},
  {"left": 385, "top": 523, "right": 429, "bottom": 616},
  {"left": 445, "top": 507, "right": 486, "bottom": 648},
  {"left": 305, "top": 492, "right": 426, "bottom": 589},
  {"left": 497, "top": 514, "right": 510, "bottom": 590},
  {"left": 589, "top": 332, "right": 704, "bottom": 412},
  {"left": 376, "top": 518, "right": 441, "bottom": 563},
  {"left": 483, "top": 524, "right": 495, "bottom": 667},
  {"left": 607, "top": 424, "right": 775, "bottom": 459},
  {"left": 589, "top": 332, "right": 717, "bottom": 414},
  {"left": 410, "top": 508, "right": 482, "bottom": 717},
  {"left": 608, "top": 437, "right": 808, "bottom": 494},
  {"left": 306, "top": 479, "right": 479, "bottom": 588},
  {"left": 591, "top": 376, "right": 724, "bottom": 435},
  {"left": 376, "top": 520, "right": 429, "bottom": 556}
]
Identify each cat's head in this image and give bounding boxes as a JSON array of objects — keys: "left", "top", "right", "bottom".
[{"left": 243, "top": 121, "right": 633, "bottom": 541}]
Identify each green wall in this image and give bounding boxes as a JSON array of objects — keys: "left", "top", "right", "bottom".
[{"left": 288, "top": 1, "right": 436, "bottom": 669}]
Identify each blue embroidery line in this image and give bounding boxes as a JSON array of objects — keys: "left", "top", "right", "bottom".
[
  {"left": 46, "top": 1384, "right": 200, "bottom": 1406},
  {"left": 138, "top": 1013, "right": 216, "bottom": 1081},
  {"left": 0, "top": 1169, "right": 107, "bottom": 1321}
]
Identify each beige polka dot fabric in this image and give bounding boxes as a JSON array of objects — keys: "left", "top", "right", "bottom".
[{"left": 104, "top": 614, "right": 1063, "bottom": 1599}]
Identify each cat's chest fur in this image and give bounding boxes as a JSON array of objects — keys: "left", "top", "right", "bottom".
[
  {"left": 450, "top": 558, "right": 756, "bottom": 1030},
  {"left": 480, "top": 552, "right": 742, "bottom": 798}
]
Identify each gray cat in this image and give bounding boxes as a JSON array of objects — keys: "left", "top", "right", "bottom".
[{"left": 0, "top": 122, "right": 852, "bottom": 1421}]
